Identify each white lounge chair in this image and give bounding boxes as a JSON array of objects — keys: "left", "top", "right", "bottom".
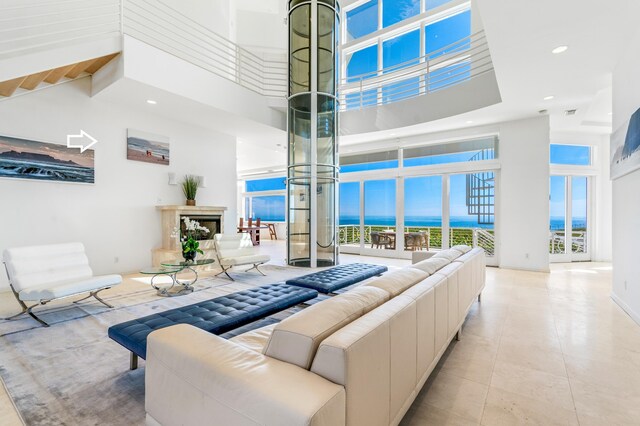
[
  {"left": 213, "top": 233, "right": 270, "bottom": 281},
  {"left": 2, "top": 242, "right": 122, "bottom": 327}
]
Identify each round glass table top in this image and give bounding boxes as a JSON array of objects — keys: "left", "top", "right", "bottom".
[
  {"left": 161, "top": 258, "right": 215, "bottom": 268},
  {"left": 140, "top": 266, "right": 182, "bottom": 275}
]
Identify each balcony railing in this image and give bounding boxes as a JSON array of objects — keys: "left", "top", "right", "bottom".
[
  {"left": 122, "top": 0, "right": 287, "bottom": 97},
  {"left": 339, "top": 224, "right": 495, "bottom": 256},
  {"left": 1, "top": 1, "right": 492, "bottom": 108},
  {"left": 339, "top": 30, "right": 493, "bottom": 111}
]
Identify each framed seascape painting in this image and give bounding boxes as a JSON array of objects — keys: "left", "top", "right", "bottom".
[
  {"left": 0, "top": 134, "right": 95, "bottom": 184},
  {"left": 611, "top": 107, "right": 640, "bottom": 179},
  {"left": 127, "top": 129, "right": 170, "bottom": 165}
]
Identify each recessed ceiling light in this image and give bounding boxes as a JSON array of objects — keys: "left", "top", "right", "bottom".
[
  {"left": 552, "top": 45, "right": 569, "bottom": 54},
  {"left": 466, "top": 120, "right": 474, "bottom": 124},
  {"left": 544, "top": 95, "right": 555, "bottom": 101},
  {"left": 146, "top": 99, "right": 157, "bottom": 105}
]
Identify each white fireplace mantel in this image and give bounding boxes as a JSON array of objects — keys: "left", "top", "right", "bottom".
[{"left": 152, "top": 205, "right": 227, "bottom": 266}]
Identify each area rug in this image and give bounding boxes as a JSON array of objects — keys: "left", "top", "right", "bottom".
[{"left": 0, "top": 265, "right": 308, "bottom": 425}]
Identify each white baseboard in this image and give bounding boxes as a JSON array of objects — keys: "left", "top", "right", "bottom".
[{"left": 611, "top": 291, "right": 640, "bottom": 326}]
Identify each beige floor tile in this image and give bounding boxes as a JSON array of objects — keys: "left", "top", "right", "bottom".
[
  {"left": 401, "top": 404, "right": 479, "bottom": 426},
  {"left": 481, "top": 386, "right": 579, "bottom": 426},
  {"left": 563, "top": 354, "right": 640, "bottom": 397},
  {"left": 495, "top": 341, "right": 567, "bottom": 377},
  {"left": 570, "top": 377, "right": 640, "bottom": 425},
  {"left": 490, "top": 361, "right": 574, "bottom": 410},
  {"left": 415, "top": 371, "right": 489, "bottom": 422}
]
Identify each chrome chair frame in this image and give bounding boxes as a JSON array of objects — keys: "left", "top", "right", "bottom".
[{"left": 2, "top": 261, "right": 114, "bottom": 327}]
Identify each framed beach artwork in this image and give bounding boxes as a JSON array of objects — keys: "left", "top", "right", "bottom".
[
  {"left": 127, "top": 129, "right": 170, "bottom": 165},
  {"left": 611, "top": 107, "right": 640, "bottom": 179},
  {"left": 0, "top": 134, "right": 95, "bottom": 184}
]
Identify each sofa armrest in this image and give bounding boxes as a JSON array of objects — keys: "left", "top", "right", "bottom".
[{"left": 145, "top": 324, "right": 345, "bottom": 426}]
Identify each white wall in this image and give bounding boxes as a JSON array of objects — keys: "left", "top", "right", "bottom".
[
  {"left": 611, "top": 29, "right": 640, "bottom": 324},
  {"left": 162, "top": 0, "right": 234, "bottom": 41},
  {"left": 0, "top": 78, "right": 237, "bottom": 290},
  {"left": 498, "top": 116, "right": 550, "bottom": 271}
]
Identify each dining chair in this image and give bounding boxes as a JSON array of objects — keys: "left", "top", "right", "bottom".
[
  {"left": 238, "top": 217, "right": 244, "bottom": 233},
  {"left": 267, "top": 223, "right": 277, "bottom": 240}
]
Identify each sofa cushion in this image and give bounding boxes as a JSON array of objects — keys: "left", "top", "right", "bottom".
[
  {"left": 411, "top": 257, "right": 450, "bottom": 275},
  {"left": 451, "top": 245, "right": 472, "bottom": 254},
  {"left": 363, "top": 268, "right": 429, "bottom": 297},
  {"left": 432, "top": 249, "right": 463, "bottom": 261},
  {"left": 286, "top": 263, "right": 388, "bottom": 294},
  {"left": 18, "top": 274, "right": 122, "bottom": 301},
  {"left": 230, "top": 323, "right": 277, "bottom": 353},
  {"left": 263, "top": 286, "right": 390, "bottom": 369}
]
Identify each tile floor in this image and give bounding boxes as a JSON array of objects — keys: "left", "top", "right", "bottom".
[{"left": 0, "top": 241, "right": 637, "bottom": 425}]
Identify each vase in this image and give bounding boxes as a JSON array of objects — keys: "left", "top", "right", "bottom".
[
  {"left": 182, "top": 251, "right": 196, "bottom": 262},
  {"left": 186, "top": 199, "right": 196, "bottom": 206}
]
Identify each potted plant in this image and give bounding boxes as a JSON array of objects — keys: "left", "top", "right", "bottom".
[
  {"left": 175, "top": 217, "right": 209, "bottom": 262},
  {"left": 182, "top": 175, "right": 199, "bottom": 206}
]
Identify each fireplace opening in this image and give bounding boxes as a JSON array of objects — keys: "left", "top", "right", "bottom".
[{"left": 180, "top": 214, "right": 221, "bottom": 240}]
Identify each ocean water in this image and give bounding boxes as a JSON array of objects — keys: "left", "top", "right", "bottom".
[
  {"left": 0, "top": 158, "right": 94, "bottom": 183},
  {"left": 248, "top": 215, "right": 587, "bottom": 230}
]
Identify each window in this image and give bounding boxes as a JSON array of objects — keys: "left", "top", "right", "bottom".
[
  {"left": 251, "top": 195, "right": 286, "bottom": 222},
  {"left": 382, "top": 29, "right": 421, "bottom": 102},
  {"left": 244, "top": 177, "right": 286, "bottom": 222},
  {"left": 345, "top": 44, "right": 379, "bottom": 107},
  {"left": 426, "top": 0, "right": 452, "bottom": 11},
  {"left": 341, "top": 150, "right": 399, "bottom": 173},
  {"left": 550, "top": 144, "right": 591, "bottom": 165},
  {"left": 245, "top": 177, "right": 286, "bottom": 192},
  {"left": 346, "top": 0, "right": 378, "bottom": 41},
  {"left": 425, "top": 10, "right": 471, "bottom": 56},
  {"left": 383, "top": 0, "right": 419, "bottom": 28},
  {"left": 403, "top": 138, "right": 497, "bottom": 167}
]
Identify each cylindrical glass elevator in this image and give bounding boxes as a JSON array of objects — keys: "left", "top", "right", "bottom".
[{"left": 287, "top": 0, "right": 340, "bottom": 267}]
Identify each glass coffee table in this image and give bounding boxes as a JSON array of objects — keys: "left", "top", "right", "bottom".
[{"left": 140, "top": 259, "right": 215, "bottom": 297}]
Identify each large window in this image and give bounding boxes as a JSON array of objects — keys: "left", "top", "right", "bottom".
[
  {"left": 346, "top": 0, "right": 378, "bottom": 41},
  {"left": 341, "top": 150, "right": 399, "bottom": 173},
  {"left": 382, "top": 29, "right": 421, "bottom": 102},
  {"left": 243, "top": 176, "right": 286, "bottom": 222},
  {"left": 550, "top": 144, "right": 591, "bottom": 165},
  {"left": 345, "top": 44, "right": 378, "bottom": 107},
  {"left": 383, "top": 0, "right": 420, "bottom": 28},
  {"left": 425, "top": 11, "right": 471, "bottom": 55},
  {"left": 246, "top": 176, "right": 286, "bottom": 192},
  {"left": 343, "top": 0, "right": 471, "bottom": 108},
  {"left": 403, "top": 138, "right": 497, "bottom": 167}
]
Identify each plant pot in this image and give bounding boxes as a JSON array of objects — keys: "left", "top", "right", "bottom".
[
  {"left": 186, "top": 199, "right": 196, "bottom": 206},
  {"left": 182, "top": 250, "right": 196, "bottom": 262}
]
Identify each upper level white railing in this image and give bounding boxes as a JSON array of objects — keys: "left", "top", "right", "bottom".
[
  {"left": 122, "top": 0, "right": 287, "bottom": 98},
  {"left": 0, "top": 0, "right": 121, "bottom": 59},
  {"left": 339, "top": 30, "right": 493, "bottom": 111},
  {"left": 0, "top": 1, "right": 492, "bottom": 107}
]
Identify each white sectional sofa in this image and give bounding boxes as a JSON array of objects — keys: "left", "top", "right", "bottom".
[{"left": 145, "top": 245, "right": 486, "bottom": 426}]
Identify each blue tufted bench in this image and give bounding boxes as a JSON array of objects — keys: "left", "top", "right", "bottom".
[
  {"left": 285, "top": 263, "right": 388, "bottom": 294},
  {"left": 108, "top": 283, "right": 318, "bottom": 369}
]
